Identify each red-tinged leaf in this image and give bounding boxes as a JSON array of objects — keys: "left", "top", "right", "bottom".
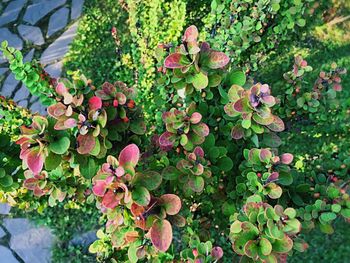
[
  {"left": 280, "top": 153, "right": 294, "bottom": 164},
  {"left": 259, "top": 149, "right": 272, "bottom": 162},
  {"left": 160, "top": 194, "right": 182, "bottom": 215},
  {"left": 102, "top": 190, "right": 119, "bottom": 209},
  {"left": 159, "top": 132, "right": 176, "bottom": 148},
  {"left": 267, "top": 172, "right": 279, "bottom": 183},
  {"left": 193, "top": 146, "right": 204, "bottom": 157},
  {"left": 192, "top": 123, "right": 209, "bottom": 137},
  {"left": 118, "top": 144, "right": 140, "bottom": 167},
  {"left": 92, "top": 180, "right": 108, "bottom": 197},
  {"left": 89, "top": 96, "right": 102, "bottom": 111},
  {"left": 231, "top": 125, "right": 244, "bottom": 140},
  {"left": 260, "top": 95, "right": 276, "bottom": 107},
  {"left": 170, "top": 215, "right": 186, "bottom": 227},
  {"left": 211, "top": 247, "right": 224, "bottom": 260},
  {"left": 333, "top": 84, "right": 342, "bottom": 91},
  {"left": 55, "top": 82, "right": 68, "bottom": 95},
  {"left": 233, "top": 98, "right": 245, "bottom": 112},
  {"left": 77, "top": 133, "right": 96, "bottom": 155},
  {"left": 24, "top": 178, "right": 38, "bottom": 190},
  {"left": 150, "top": 219, "right": 173, "bottom": 252},
  {"left": 47, "top": 103, "right": 66, "bottom": 118},
  {"left": 207, "top": 51, "right": 230, "bottom": 69},
  {"left": 183, "top": 25, "right": 198, "bottom": 42},
  {"left": 252, "top": 112, "right": 274, "bottom": 125},
  {"left": 267, "top": 115, "right": 285, "bottom": 132},
  {"left": 115, "top": 92, "right": 127, "bottom": 105},
  {"left": 190, "top": 112, "right": 202, "bottom": 124},
  {"left": 26, "top": 148, "right": 44, "bottom": 175},
  {"left": 64, "top": 118, "right": 77, "bottom": 128},
  {"left": 164, "top": 53, "right": 189, "bottom": 69},
  {"left": 200, "top": 42, "right": 210, "bottom": 52}
]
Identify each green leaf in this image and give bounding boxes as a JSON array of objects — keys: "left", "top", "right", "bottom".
[
  {"left": 226, "top": 71, "right": 246, "bottom": 86},
  {"left": 132, "top": 186, "right": 151, "bottom": 206},
  {"left": 259, "top": 237, "right": 272, "bottom": 256},
  {"left": 217, "top": 157, "right": 233, "bottom": 172},
  {"left": 45, "top": 152, "right": 61, "bottom": 171},
  {"left": 192, "top": 71, "right": 208, "bottom": 90},
  {"left": 134, "top": 171, "right": 162, "bottom": 191},
  {"left": 320, "top": 212, "right": 337, "bottom": 222},
  {"left": 49, "top": 137, "right": 70, "bottom": 155},
  {"left": 0, "top": 175, "right": 13, "bottom": 187},
  {"left": 80, "top": 158, "right": 97, "bottom": 179},
  {"left": 0, "top": 168, "right": 5, "bottom": 178}
]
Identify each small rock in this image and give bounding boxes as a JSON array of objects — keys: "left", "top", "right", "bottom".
[
  {"left": 18, "top": 25, "right": 45, "bottom": 45},
  {"left": 4, "top": 218, "right": 54, "bottom": 263},
  {"left": 45, "top": 61, "right": 63, "bottom": 78},
  {"left": 23, "top": 0, "right": 66, "bottom": 25},
  {"left": 41, "top": 21, "right": 79, "bottom": 65},
  {"left": 0, "top": 203, "right": 11, "bottom": 215},
  {"left": 23, "top": 48, "right": 35, "bottom": 62},
  {"left": 71, "top": 0, "right": 84, "bottom": 20},
  {"left": 0, "top": 245, "right": 19, "bottom": 263},
  {"left": 0, "top": 0, "right": 26, "bottom": 27},
  {"left": 47, "top": 7, "right": 69, "bottom": 37}
]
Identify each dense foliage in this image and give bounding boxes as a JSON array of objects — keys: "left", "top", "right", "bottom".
[{"left": 0, "top": 0, "right": 349, "bottom": 262}]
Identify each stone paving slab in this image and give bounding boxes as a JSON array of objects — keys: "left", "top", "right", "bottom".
[
  {"left": 18, "top": 24, "right": 45, "bottom": 46},
  {"left": 47, "top": 7, "right": 69, "bottom": 37},
  {"left": 4, "top": 218, "right": 54, "bottom": 263},
  {"left": 0, "top": 0, "right": 27, "bottom": 27},
  {"left": 0, "top": 245, "right": 19, "bottom": 263},
  {"left": 23, "top": 0, "right": 66, "bottom": 25},
  {"left": 41, "top": 21, "right": 79, "bottom": 65}
]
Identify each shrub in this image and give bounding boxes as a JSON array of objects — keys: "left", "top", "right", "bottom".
[{"left": 0, "top": 17, "right": 349, "bottom": 263}]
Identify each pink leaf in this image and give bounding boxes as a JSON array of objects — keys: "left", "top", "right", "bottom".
[
  {"left": 92, "top": 180, "right": 108, "bottom": 197},
  {"left": 267, "top": 116, "right": 285, "bottom": 132},
  {"left": 55, "top": 82, "right": 68, "bottom": 95},
  {"left": 183, "top": 25, "right": 198, "bottom": 42},
  {"left": 193, "top": 146, "right": 204, "bottom": 157},
  {"left": 26, "top": 148, "right": 44, "bottom": 175},
  {"left": 102, "top": 190, "right": 119, "bottom": 209},
  {"left": 207, "top": 51, "right": 230, "bottom": 69},
  {"left": 118, "top": 144, "right": 140, "bottom": 167},
  {"left": 64, "top": 118, "right": 77, "bottom": 128},
  {"left": 150, "top": 219, "right": 173, "bottom": 252},
  {"left": 159, "top": 132, "right": 175, "bottom": 148},
  {"left": 192, "top": 123, "right": 210, "bottom": 137},
  {"left": 211, "top": 247, "right": 224, "bottom": 260},
  {"left": 231, "top": 125, "right": 244, "bottom": 139},
  {"left": 77, "top": 134, "right": 96, "bottom": 155},
  {"left": 88, "top": 96, "right": 102, "bottom": 111},
  {"left": 280, "top": 153, "right": 294, "bottom": 165},
  {"left": 190, "top": 112, "right": 202, "bottom": 124},
  {"left": 160, "top": 194, "right": 182, "bottom": 215},
  {"left": 164, "top": 53, "right": 188, "bottom": 69}
]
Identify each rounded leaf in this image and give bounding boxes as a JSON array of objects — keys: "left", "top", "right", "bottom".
[
  {"left": 160, "top": 194, "right": 182, "bottom": 215},
  {"left": 150, "top": 219, "right": 173, "bottom": 252},
  {"left": 119, "top": 144, "right": 140, "bottom": 167}
]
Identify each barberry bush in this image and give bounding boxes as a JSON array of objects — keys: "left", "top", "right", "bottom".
[{"left": 0, "top": 8, "right": 349, "bottom": 263}]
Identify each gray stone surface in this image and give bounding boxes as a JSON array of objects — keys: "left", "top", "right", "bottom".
[
  {"left": 0, "top": 68, "right": 7, "bottom": 75},
  {"left": 18, "top": 99, "right": 28, "bottom": 108},
  {"left": 0, "top": 28, "right": 23, "bottom": 63},
  {"left": 41, "top": 21, "right": 79, "bottom": 64},
  {"left": 0, "top": 0, "right": 27, "bottom": 27},
  {"left": 71, "top": 0, "right": 84, "bottom": 20},
  {"left": 45, "top": 61, "right": 63, "bottom": 78},
  {"left": 0, "top": 28, "right": 23, "bottom": 50},
  {"left": 4, "top": 218, "right": 54, "bottom": 263},
  {"left": 1, "top": 73, "right": 19, "bottom": 97},
  {"left": 30, "top": 100, "right": 46, "bottom": 115},
  {"left": 18, "top": 25, "right": 45, "bottom": 45},
  {"left": 23, "top": 0, "right": 66, "bottom": 25},
  {"left": 47, "top": 7, "right": 69, "bottom": 37},
  {"left": 0, "top": 245, "right": 19, "bottom": 263},
  {"left": 70, "top": 230, "right": 97, "bottom": 248},
  {"left": 0, "top": 203, "right": 11, "bottom": 215},
  {"left": 13, "top": 84, "right": 30, "bottom": 102},
  {"left": 0, "top": 226, "right": 5, "bottom": 238}
]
